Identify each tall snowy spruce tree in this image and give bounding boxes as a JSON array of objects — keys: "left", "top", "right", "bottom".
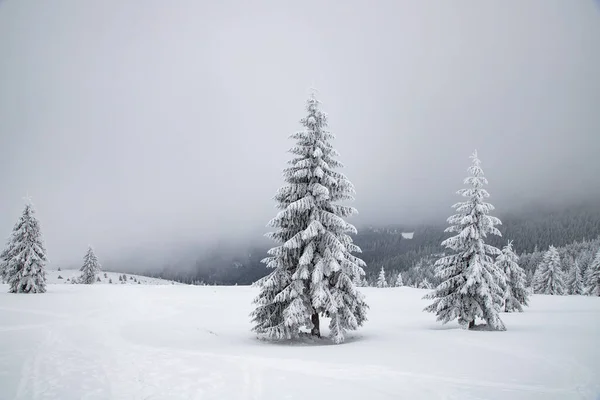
[
  {"left": 79, "top": 246, "right": 102, "bottom": 284},
  {"left": 250, "top": 92, "right": 368, "bottom": 344},
  {"left": 567, "top": 259, "right": 584, "bottom": 295},
  {"left": 424, "top": 151, "right": 506, "bottom": 330},
  {"left": 534, "top": 246, "right": 565, "bottom": 295},
  {"left": 0, "top": 200, "right": 48, "bottom": 293},
  {"left": 496, "top": 241, "right": 529, "bottom": 312},
  {"left": 586, "top": 249, "right": 600, "bottom": 296}
]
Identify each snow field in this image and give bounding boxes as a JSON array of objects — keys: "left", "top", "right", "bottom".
[
  {"left": 44, "top": 269, "right": 181, "bottom": 286},
  {"left": 0, "top": 285, "right": 598, "bottom": 399}
]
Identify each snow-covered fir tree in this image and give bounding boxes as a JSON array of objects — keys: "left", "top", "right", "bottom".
[
  {"left": 418, "top": 277, "right": 432, "bottom": 289},
  {"left": 496, "top": 241, "right": 529, "bottom": 312},
  {"left": 586, "top": 248, "right": 600, "bottom": 296},
  {"left": 534, "top": 246, "right": 565, "bottom": 295},
  {"left": 567, "top": 259, "right": 584, "bottom": 295},
  {"left": 525, "top": 269, "right": 535, "bottom": 289},
  {"left": 79, "top": 245, "right": 102, "bottom": 284},
  {"left": 250, "top": 92, "right": 368, "bottom": 344},
  {"left": 395, "top": 272, "right": 404, "bottom": 287},
  {"left": 423, "top": 151, "right": 506, "bottom": 330},
  {"left": 377, "top": 266, "right": 388, "bottom": 288},
  {"left": 1, "top": 200, "right": 48, "bottom": 293}
]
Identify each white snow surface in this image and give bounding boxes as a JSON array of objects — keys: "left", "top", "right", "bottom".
[
  {"left": 45, "top": 269, "right": 181, "bottom": 285},
  {"left": 0, "top": 284, "right": 598, "bottom": 399}
]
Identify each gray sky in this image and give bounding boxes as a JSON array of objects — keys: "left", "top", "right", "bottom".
[{"left": 1, "top": 0, "right": 599, "bottom": 265}]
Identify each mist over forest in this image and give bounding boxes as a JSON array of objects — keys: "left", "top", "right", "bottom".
[{"left": 95, "top": 200, "right": 600, "bottom": 285}]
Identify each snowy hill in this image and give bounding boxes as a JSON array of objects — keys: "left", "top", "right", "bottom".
[
  {"left": 0, "top": 286, "right": 598, "bottom": 399},
  {"left": 45, "top": 268, "right": 181, "bottom": 285}
]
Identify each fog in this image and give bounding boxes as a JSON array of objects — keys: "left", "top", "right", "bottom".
[{"left": 1, "top": 0, "right": 599, "bottom": 266}]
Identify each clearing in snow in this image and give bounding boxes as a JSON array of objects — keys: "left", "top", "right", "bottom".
[{"left": 0, "top": 283, "right": 598, "bottom": 399}]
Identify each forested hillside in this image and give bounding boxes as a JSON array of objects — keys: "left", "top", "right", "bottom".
[{"left": 134, "top": 202, "right": 600, "bottom": 285}]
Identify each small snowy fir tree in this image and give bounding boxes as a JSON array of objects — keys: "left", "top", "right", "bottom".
[
  {"left": 377, "top": 266, "right": 388, "bottom": 288},
  {"left": 79, "top": 246, "right": 101, "bottom": 284},
  {"left": 585, "top": 248, "right": 600, "bottom": 296},
  {"left": 496, "top": 241, "right": 529, "bottom": 312},
  {"left": 418, "top": 278, "right": 432, "bottom": 289},
  {"left": 567, "top": 259, "right": 584, "bottom": 295},
  {"left": 1, "top": 200, "right": 48, "bottom": 293},
  {"left": 525, "top": 269, "right": 535, "bottom": 289},
  {"left": 423, "top": 151, "right": 506, "bottom": 330},
  {"left": 395, "top": 272, "right": 404, "bottom": 287},
  {"left": 534, "top": 246, "right": 565, "bottom": 295},
  {"left": 250, "top": 92, "right": 368, "bottom": 344}
]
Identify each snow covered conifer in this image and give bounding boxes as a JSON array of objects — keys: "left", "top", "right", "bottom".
[
  {"left": 395, "top": 272, "right": 404, "bottom": 287},
  {"left": 534, "top": 246, "right": 565, "bottom": 295},
  {"left": 525, "top": 269, "right": 535, "bottom": 288},
  {"left": 377, "top": 266, "right": 388, "bottom": 288},
  {"left": 1, "top": 200, "right": 48, "bottom": 293},
  {"left": 418, "top": 278, "right": 432, "bottom": 289},
  {"left": 79, "top": 246, "right": 101, "bottom": 284},
  {"left": 250, "top": 92, "right": 368, "bottom": 344},
  {"left": 496, "top": 241, "right": 529, "bottom": 312},
  {"left": 567, "top": 259, "right": 584, "bottom": 295},
  {"left": 586, "top": 248, "right": 600, "bottom": 296},
  {"left": 424, "top": 151, "right": 506, "bottom": 330}
]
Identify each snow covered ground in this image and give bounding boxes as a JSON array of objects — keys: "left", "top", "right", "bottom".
[
  {"left": 0, "top": 285, "right": 598, "bottom": 400},
  {"left": 44, "top": 268, "right": 181, "bottom": 285}
]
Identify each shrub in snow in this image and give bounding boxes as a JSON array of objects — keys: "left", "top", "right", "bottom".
[
  {"left": 376, "top": 267, "right": 388, "bottom": 288},
  {"left": 424, "top": 151, "right": 506, "bottom": 330},
  {"left": 0, "top": 200, "right": 48, "bottom": 294},
  {"left": 58, "top": 275, "right": 63, "bottom": 279},
  {"left": 534, "top": 246, "right": 565, "bottom": 295},
  {"left": 58, "top": 267, "right": 61, "bottom": 271},
  {"left": 104, "top": 272, "right": 108, "bottom": 278},
  {"left": 496, "top": 241, "right": 529, "bottom": 312},
  {"left": 586, "top": 249, "right": 600, "bottom": 296},
  {"left": 79, "top": 246, "right": 101, "bottom": 284},
  {"left": 96, "top": 276, "right": 101, "bottom": 282},
  {"left": 250, "top": 92, "right": 368, "bottom": 344},
  {"left": 109, "top": 278, "right": 113, "bottom": 284},
  {"left": 567, "top": 260, "right": 584, "bottom": 295}
]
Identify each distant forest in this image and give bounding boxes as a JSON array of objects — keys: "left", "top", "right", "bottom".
[{"left": 135, "top": 202, "right": 600, "bottom": 285}]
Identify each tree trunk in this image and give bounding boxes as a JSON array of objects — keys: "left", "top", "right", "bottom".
[
  {"left": 311, "top": 312, "right": 321, "bottom": 337},
  {"left": 468, "top": 319, "right": 475, "bottom": 330}
]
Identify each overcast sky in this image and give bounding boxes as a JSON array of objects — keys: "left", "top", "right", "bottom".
[{"left": 1, "top": 0, "right": 599, "bottom": 265}]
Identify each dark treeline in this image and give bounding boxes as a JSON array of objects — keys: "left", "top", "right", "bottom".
[{"left": 134, "top": 201, "right": 600, "bottom": 285}]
